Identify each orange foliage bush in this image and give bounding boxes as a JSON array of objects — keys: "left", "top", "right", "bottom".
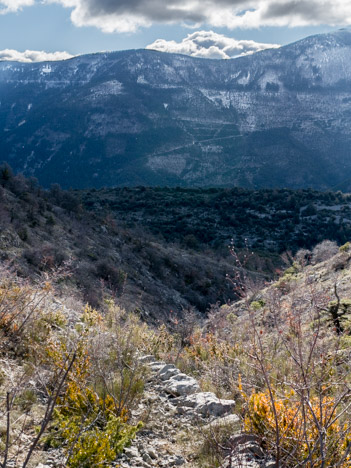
[{"left": 242, "top": 387, "right": 351, "bottom": 467}]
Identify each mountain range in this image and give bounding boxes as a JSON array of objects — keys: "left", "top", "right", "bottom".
[{"left": 1, "top": 28, "right": 351, "bottom": 189}]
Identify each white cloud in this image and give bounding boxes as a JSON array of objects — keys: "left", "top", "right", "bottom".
[
  {"left": 0, "top": 49, "right": 74, "bottom": 62},
  {"left": 146, "top": 31, "right": 280, "bottom": 59},
  {"left": 47, "top": 0, "right": 351, "bottom": 33},
  {"left": 2, "top": 0, "right": 351, "bottom": 32},
  {"left": 0, "top": 0, "right": 35, "bottom": 14}
]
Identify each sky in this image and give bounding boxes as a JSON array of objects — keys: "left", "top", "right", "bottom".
[{"left": 0, "top": 0, "right": 350, "bottom": 62}]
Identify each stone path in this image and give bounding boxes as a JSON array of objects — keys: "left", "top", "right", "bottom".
[
  {"left": 35, "top": 355, "right": 273, "bottom": 468},
  {"left": 116, "top": 356, "right": 274, "bottom": 468}
]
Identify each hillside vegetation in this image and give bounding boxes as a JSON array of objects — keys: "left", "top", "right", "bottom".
[
  {"left": 0, "top": 266, "right": 151, "bottom": 467},
  {"left": 0, "top": 166, "right": 240, "bottom": 319},
  {"left": 2, "top": 167, "right": 351, "bottom": 466},
  {"left": 3, "top": 164, "right": 351, "bottom": 319},
  {"left": 1, "top": 233, "right": 351, "bottom": 466},
  {"left": 79, "top": 186, "right": 351, "bottom": 253}
]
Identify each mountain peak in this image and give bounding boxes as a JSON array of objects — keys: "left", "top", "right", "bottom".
[{"left": 1, "top": 29, "right": 351, "bottom": 190}]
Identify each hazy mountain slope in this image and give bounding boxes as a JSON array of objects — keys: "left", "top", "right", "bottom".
[{"left": 1, "top": 28, "right": 351, "bottom": 189}]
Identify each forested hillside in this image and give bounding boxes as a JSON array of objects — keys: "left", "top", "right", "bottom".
[
  {"left": 0, "top": 166, "right": 239, "bottom": 319},
  {"left": 79, "top": 186, "right": 351, "bottom": 253}
]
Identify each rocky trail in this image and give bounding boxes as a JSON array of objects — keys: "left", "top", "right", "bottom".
[
  {"left": 115, "top": 356, "right": 275, "bottom": 468},
  {"left": 33, "top": 355, "right": 274, "bottom": 468}
]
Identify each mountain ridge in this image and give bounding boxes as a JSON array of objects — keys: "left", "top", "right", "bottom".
[{"left": 1, "top": 29, "right": 351, "bottom": 189}]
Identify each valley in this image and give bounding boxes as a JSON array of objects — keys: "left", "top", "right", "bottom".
[{"left": 1, "top": 25, "right": 351, "bottom": 468}]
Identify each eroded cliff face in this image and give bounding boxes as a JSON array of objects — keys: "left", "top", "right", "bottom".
[{"left": 1, "top": 28, "right": 351, "bottom": 190}]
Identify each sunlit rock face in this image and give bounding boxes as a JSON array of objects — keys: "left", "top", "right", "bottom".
[{"left": 1, "top": 29, "right": 351, "bottom": 190}]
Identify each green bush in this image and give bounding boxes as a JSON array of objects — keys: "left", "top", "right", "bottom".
[
  {"left": 52, "top": 383, "right": 142, "bottom": 467},
  {"left": 339, "top": 242, "right": 350, "bottom": 252}
]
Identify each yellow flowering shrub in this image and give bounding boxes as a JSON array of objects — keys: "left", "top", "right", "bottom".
[
  {"left": 45, "top": 317, "right": 143, "bottom": 467},
  {"left": 242, "top": 388, "right": 351, "bottom": 467},
  {"left": 81, "top": 303, "right": 103, "bottom": 327},
  {"left": 51, "top": 380, "right": 142, "bottom": 467}
]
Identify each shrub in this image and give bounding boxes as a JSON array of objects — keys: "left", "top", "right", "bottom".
[
  {"left": 51, "top": 380, "right": 141, "bottom": 467},
  {"left": 16, "top": 389, "right": 37, "bottom": 411},
  {"left": 45, "top": 309, "right": 144, "bottom": 467},
  {"left": 0, "top": 270, "right": 146, "bottom": 468},
  {"left": 250, "top": 299, "right": 265, "bottom": 310},
  {"left": 242, "top": 388, "right": 351, "bottom": 467},
  {"left": 17, "top": 226, "right": 28, "bottom": 242},
  {"left": 0, "top": 163, "right": 13, "bottom": 185},
  {"left": 96, "top": 260, "right": 126, "bottom": 292},
  {"left": 326, "top": 298, "right": 351, "bottom": 334},
  {"left": 311, "top": 240, "right": 339, "bottom": 264},
  {"left": 295, "top": 248, "right": 311, "bottom": 266},
  {"left": 236, "top": 277, "right": 351, "bottom": 467},
  {"left": 23, "top": 245, "right": 67, "bottom": 271},
  {"left": 0, "top": 273, "right": 52, "bottom": 357},
  {"left": 339, "top": 242, "right": 350, "bottom": 253},
  {"left": 0, "top": 272, "right": 76, "bottom": 468}
]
